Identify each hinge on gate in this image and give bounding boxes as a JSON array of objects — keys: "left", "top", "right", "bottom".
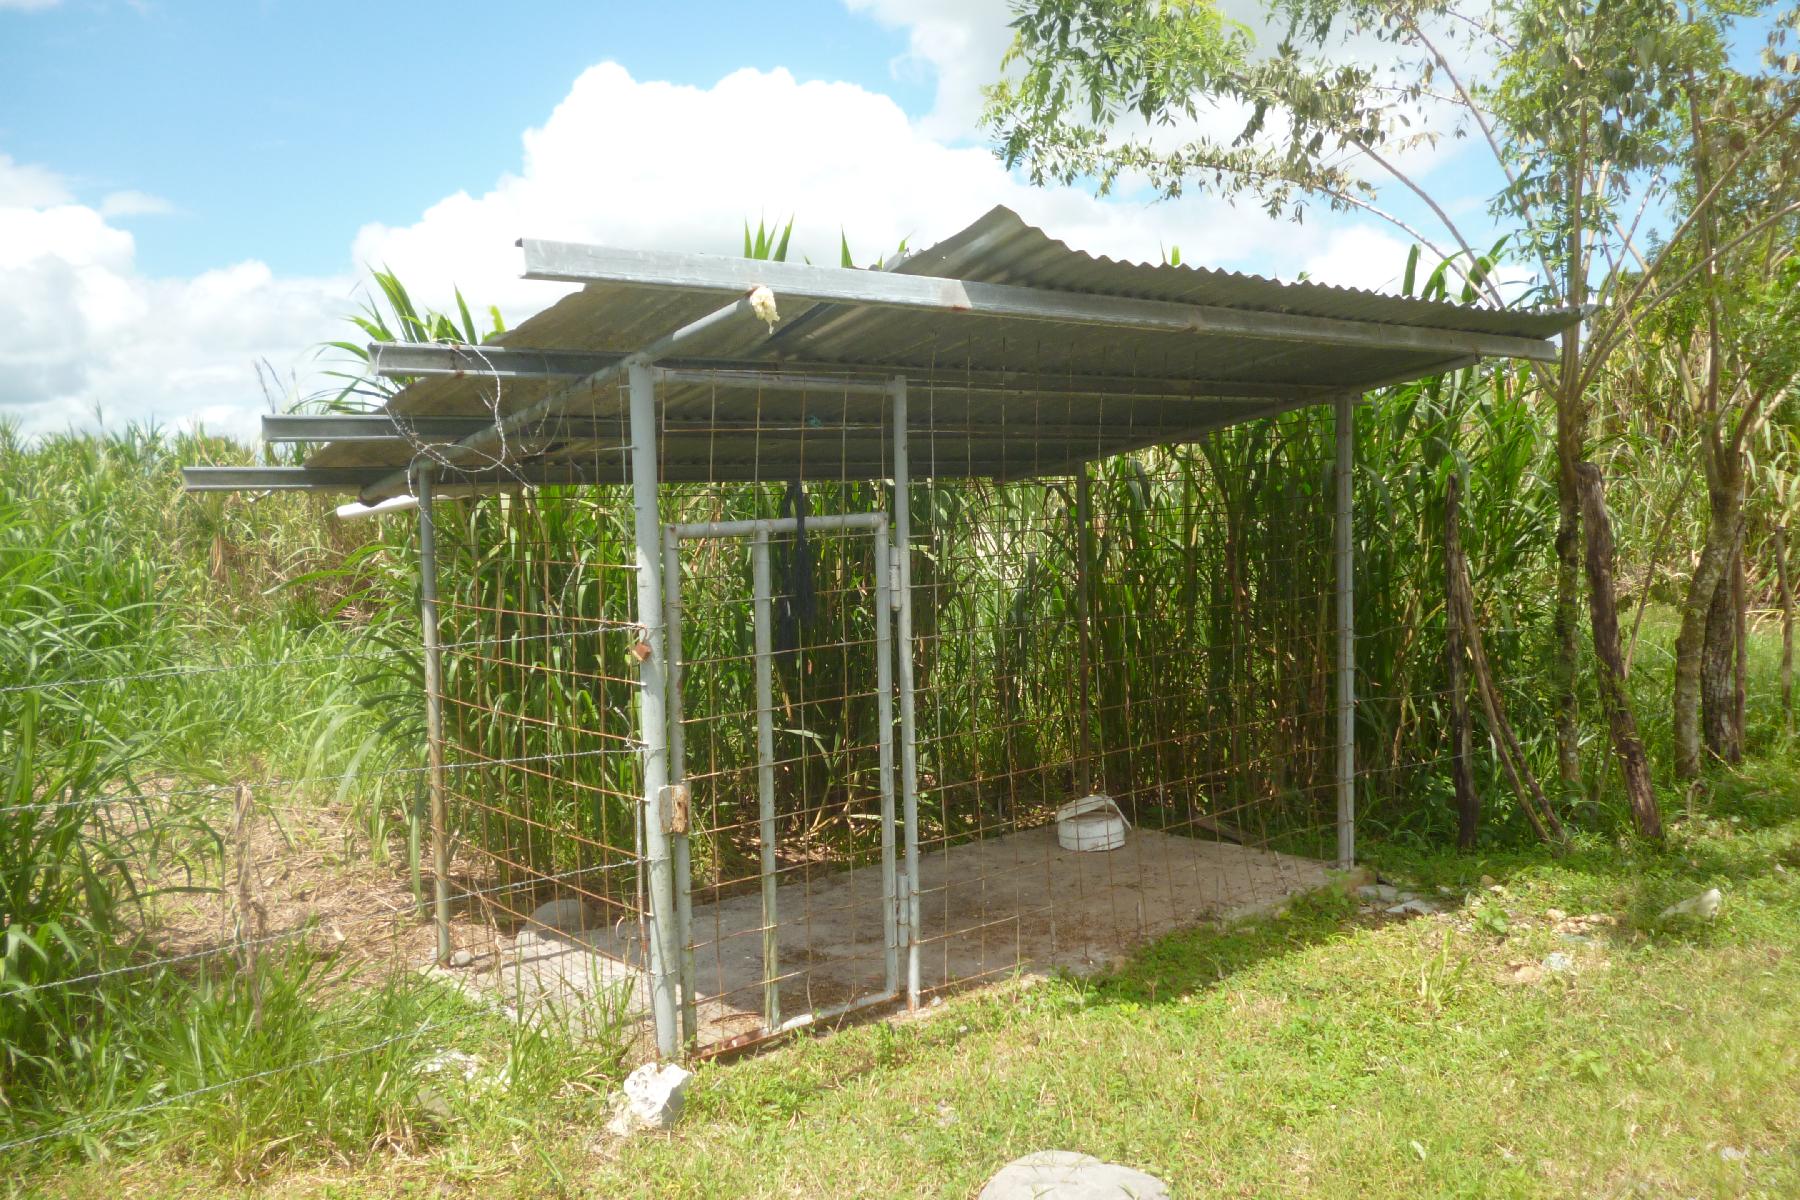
[
  {"left": 660, "top": 783, "right": 690, "bottom": 835},
  {"left": 889, "top": 545, "right": 903, "bottom": 612}
]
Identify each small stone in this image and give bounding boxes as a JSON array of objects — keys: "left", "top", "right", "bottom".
[
  {"left": 1544, "top": 908, "right": 1567, "bottom": 923},
  {"left": 1659, "top": 888, "right": 1722, "bottom": 922},
  {"left": 1719, "top": 1146, "right": 1747, "bottom": 1162},
  {"left": 1541, "top": 951, "right": 1573, "bottom": 974},
  {"left": 979, "top": 1151, "right": 1170, "bottom": 1200},
  {"left": 450, "top": 948, "right": 475, "bottom": 968},
  {"left": 1479, "top": 874, "right": 1497, "bottom": 887},
  {"left": 1357, "top": 884, "right": 1401, "bottom": 903},
  {"left": 605, "top": 1062, "right": 693, "bottom": 1136}
]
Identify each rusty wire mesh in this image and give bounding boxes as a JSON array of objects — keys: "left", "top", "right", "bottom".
[{"left": 427, "top": 365, "right": 1348, "bottom": 1052}]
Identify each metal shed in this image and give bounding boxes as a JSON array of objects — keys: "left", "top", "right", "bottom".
[{"left": 187, "top": 206, "right": 1575, "bottom": 1057}]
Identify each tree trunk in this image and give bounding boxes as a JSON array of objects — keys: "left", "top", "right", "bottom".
[
  {"left": 1777, "top": 524, "right": 1795, "bottom": 736},
  {"left": 1702, "top": 528, "right": 1745, "bottom": 763},
  {"left": 1575, "top": 463, "right": 1660, "bottom": 840},
  {"left": 1445, "top": 474, "right": 1478, "bottom": 849},
  {"left": 1553, "top": 144, "right": 1588, "bottom": 802},
  {"left": 1674, "top": 474, "right": 1743, "bottom": 779},
  {"left": 1732, "top": 540, "right": 1747, "bottom": 751}
]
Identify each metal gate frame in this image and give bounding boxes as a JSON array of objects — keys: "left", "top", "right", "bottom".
[
  {"left": 661, "top": 510, "right": 907, "bottom": 1047},
  {"left": 626, "top": 368, "right": 921, "bottom": 1058}
]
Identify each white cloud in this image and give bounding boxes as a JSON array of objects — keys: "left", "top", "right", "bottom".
[
  {"left": 0, "top": 196, "right": 348, "bottom": 439},
  {"left": 844, "top": 0, "right": 1016, "bottom": 138},
  {"left": 99, "top": 189, "right": 175, "bottom": 217},
  {"left": 0, "top": 153, "right": 73, "bottom": 207},
  {"left": 1299, "top": 226, "right": 1413, "bottom": 291},
  {"left": 353, "top": 62, "right": 1353, "bottom": 322}
]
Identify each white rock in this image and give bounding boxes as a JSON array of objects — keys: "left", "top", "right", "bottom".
[
  {"left": 979, "top": 1151, "right": 1170, "bottom": 1200},
  {"left": 1659, "top": 887, "right": 1722, "bottom": 922},
  {"left": 1541, "top": 951, "right": 1573, "bottom": 974},
  {"left": 449, "top": 948, "right": 475, "bottom": 968},
  {"left": 420, "top": 1049, "right": 482, "bottom": 1081},
  {"left": 1357, "top": 884, "right": 1401, "bottom": 903},
  {"left": 1385, "top": 898, "right": 1440, "bottom": 916},
  {"left": 605, "top": 1062, "right": 693, "bottom": 1136},
  {"left": 527, "top": 898, "right": 595, "bottom": 934}
]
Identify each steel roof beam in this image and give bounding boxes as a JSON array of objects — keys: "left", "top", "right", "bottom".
[
  {"left": 263, "top": 413, "right": 629, "bottom": 443},
  {"left": 265, "top": 412, "right": 1259, "bottom": 446},
  {"left": 367, "top": 341, "right": 1339, "bottom": 403},
  {"left": 520, "top": 240, "right": 1563, "bottom": 364},
  {"left": 356, "top": 294, "right": 764, "bottom": 503},
  {"left": 183, "top": 458, "right": 1024, "bottom": 495}
]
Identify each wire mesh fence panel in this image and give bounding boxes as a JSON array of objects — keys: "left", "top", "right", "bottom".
[
  {"left": 433, "top": 475, "right": 656, "bottom": 1042},
  {"left": 897, "top": 379, "right": 1344, "bottom": 1002},
  {"left": 669, "top": 519, "right": 898, "bottom": 1046}
]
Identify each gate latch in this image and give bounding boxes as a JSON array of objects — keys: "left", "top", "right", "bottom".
[
  {"left": 889, "top": 545, "right": 903, "bottom": 612},
  {"left": 660, "top": 783, "right": 690, "bottom": 835}
]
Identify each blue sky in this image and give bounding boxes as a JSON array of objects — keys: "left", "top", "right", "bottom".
[{"left": 0, "top": 0, "right": 932, "bottom": 278}]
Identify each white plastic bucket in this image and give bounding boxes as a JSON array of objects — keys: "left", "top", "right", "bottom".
[{"left": 1056, "top": 794, "right": 1129, "bottom": 852}]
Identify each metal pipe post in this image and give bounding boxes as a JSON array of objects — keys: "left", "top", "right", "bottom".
[
  {"left": 891, "top": 376, "right": 922, "bottom": 1009},
  {"left": 1334, "top": 392, "right": 1357, "bottom": 869},
  {"left": 414, "top": 464, "right": 453, "bottom": 965},
  {"left": 628, "top": 363, "right": 681, "bottom": 1058},
  {"left": 751, "top": 533, "right": 782, "bottom": 1030},
  {"left": 1074, "top": 467, "right": 1096, "bottom": 795},
  {"left": 661, "top": 525, "right": 696, "bottom": 1044},
  {"left": 871, "top": 517, "right": 899, "bottom": 995}
]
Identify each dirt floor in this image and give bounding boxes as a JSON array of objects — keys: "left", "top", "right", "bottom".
[{"left": 459, "top": 824, "right": 1337, "bottom": 1050}]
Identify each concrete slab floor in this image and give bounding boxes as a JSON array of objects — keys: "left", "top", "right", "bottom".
[{"left": 458, "top": 825, "right": 1335, "bottom": 1050}]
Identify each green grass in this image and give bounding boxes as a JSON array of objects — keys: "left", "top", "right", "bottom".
[
  {"left": 28, "top": 752, "right": 1798, "bottom": 1198},
  {"left": 5, "top": 409, "right": 1795, "bottom": 1195}
]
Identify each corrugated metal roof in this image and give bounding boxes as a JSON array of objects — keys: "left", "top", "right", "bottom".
[{"left": 305, "top": 206, "right": 1577, "bottom": 486}]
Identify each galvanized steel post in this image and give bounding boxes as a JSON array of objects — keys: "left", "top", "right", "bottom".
[
  {"left": 661, "top": 525, "right": 696, "bottom": 1045},
  {"left": 628, "top": 362, "right": 681, "bottom": 1058},
  {"left": 870, "top": 517, "right": 899, "bottom": 997},
  {"left": 414, "top": 464, "right": 453, "bottom": 965},
  {"left": 750, "top": 532, "right": 781, "bottom": 1030},
  {"left": 1334, "top": 392, "right": 1357, "bottom": 869},
  {"left": 891, "top": 376, "right": 922, "bottom": 1009}
]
